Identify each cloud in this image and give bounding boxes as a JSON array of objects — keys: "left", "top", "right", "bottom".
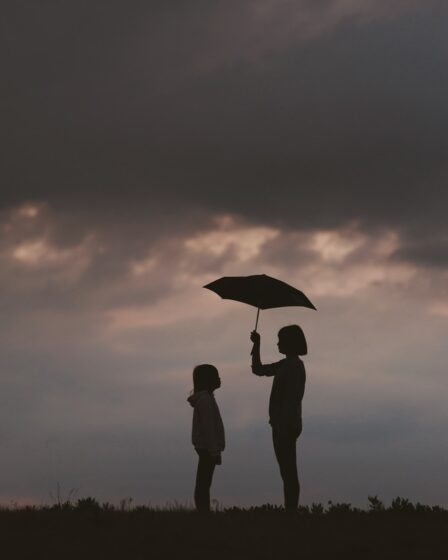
[
  {"left": 392, "top": 236, "right": 448, "bottom": 269},
  {"left": 1, "top": 257, "right": 446, "bottom": 506},
  {"left": 186, "top": 0, "right": 423, "bottom": 69},
  {"left": 2, "top": 0, "right": 447, "bottom": 250},
  {"left": 121, "top": 0, "right": 422, "bottom": 77},
  {"left": 1, "top": 2, "right": 448, "bottom": 507}
]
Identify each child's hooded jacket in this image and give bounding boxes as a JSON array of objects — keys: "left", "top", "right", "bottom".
[{"left": 187, "top": 390, "right": 225, "bottom": 456}]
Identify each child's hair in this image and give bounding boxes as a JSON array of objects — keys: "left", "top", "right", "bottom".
[
  {"left": 193, "top": 364, "right": 219, "bottom": 392},
  {"left": 278, "top": 324, "right": 308, "bottom": 355}
]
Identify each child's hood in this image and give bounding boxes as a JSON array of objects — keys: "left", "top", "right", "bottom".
[{"left": 187, "top": 390, "right": 211, "bottom": 408}]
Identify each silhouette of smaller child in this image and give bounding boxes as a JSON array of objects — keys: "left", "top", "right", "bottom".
[{"left": 187, "top": 364, "right": 225, "bottom": 512}]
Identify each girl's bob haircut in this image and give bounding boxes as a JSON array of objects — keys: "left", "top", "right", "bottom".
[
  {"left": 193, "top": 364, "right": 220, "bottom": 392},
  {"left": 278, "top": 324, "right": 308, "bottom": 356}
]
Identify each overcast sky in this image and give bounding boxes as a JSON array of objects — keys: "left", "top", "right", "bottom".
[{"left": 1, "top": 0, "right": 447, "bottom": 507}]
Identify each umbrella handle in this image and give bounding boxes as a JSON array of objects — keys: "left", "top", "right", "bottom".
[{"left": 254, "top": 308, "right": 260, "bottom": 332}]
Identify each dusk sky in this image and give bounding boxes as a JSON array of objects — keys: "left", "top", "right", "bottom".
[{"left": 1, "top": 1, "right": 448, "bottom": 507}]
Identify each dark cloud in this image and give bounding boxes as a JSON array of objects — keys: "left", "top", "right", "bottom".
[
  {"left": 1, "top": 2, "right": 448, "bottom": 507},
  {"left": 1, "top": 1, "right": 448, "bottom": 251},
  {"left": 392, "top": 236, "right": 448, "bottom": 269}
]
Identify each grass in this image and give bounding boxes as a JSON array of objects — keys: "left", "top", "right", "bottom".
[{"left": 0, "top": 496, "right": 447, "bottom": 559}]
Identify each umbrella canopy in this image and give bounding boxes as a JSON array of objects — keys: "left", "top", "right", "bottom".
[{"left": 204, "top": 274, "right": 316, "bottom": 330}]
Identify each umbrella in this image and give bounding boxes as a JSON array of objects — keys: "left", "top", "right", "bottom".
[{"left": 203, "top": 274, "right": 316, "bottom": 330}]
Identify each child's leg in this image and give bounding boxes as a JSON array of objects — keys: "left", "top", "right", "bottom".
[
  {"left": 272, "top": 429, "right": 300, "bottom": 510},
  {"left": 194, "top": 449, "right": 216, "bottom": 512}
]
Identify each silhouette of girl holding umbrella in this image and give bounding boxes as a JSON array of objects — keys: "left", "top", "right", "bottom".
[{"left": 204, "top": 274, "right": 315, "bottom": 510}]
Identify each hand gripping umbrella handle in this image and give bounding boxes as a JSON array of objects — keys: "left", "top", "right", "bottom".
[{"left": 254, "top": 308, "right": 260, "bottom": 332}]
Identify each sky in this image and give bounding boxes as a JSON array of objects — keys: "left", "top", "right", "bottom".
[{"left": 1, "top": 0, "right": 447, "bottom": 507}]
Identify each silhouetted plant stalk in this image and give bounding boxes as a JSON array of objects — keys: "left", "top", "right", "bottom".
[{"left": 49, "top": 482, "right": 78, "bottom": 509}]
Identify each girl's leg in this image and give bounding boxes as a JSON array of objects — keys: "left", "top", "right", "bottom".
[
  {"left": 194, "top": 450, "right": 216, "bottom": 512},
  {"left": 272, "top": 429, "right": 300, "bottom": 510}
]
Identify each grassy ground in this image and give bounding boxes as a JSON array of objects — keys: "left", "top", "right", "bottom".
[{"left": 1, "top": 497, "right": 447, "bottom": 559}]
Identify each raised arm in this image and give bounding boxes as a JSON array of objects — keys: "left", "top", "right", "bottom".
[{"left": 250, "top": 331, "right": 279, "bottom": 377}]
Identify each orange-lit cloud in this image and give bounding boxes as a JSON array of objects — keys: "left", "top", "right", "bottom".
[
  {"left": 101, "top": 217, "right": 421, "bottom": 338},
  {"left": 1, "top": 0, "right": 447, "bottom": 508},
  {"left": 0, "top": 206, "right": 447, "bottom": 507}
]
